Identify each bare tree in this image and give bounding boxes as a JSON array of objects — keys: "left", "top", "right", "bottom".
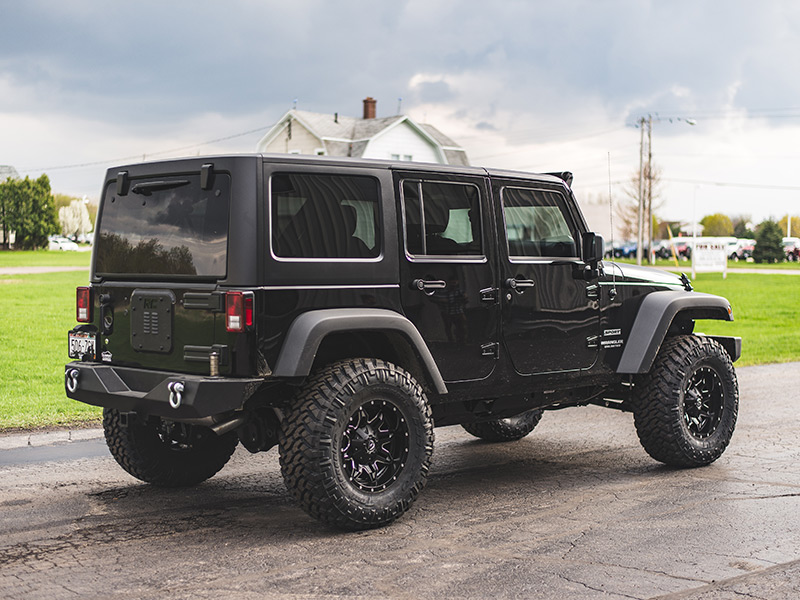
[{"left": 616, "top": 161, "right": 662, "bottom": 250}]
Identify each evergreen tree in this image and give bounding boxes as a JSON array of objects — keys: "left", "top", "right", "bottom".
[{"left": 753, "top": 220, "right": 784, "bottom": 263}]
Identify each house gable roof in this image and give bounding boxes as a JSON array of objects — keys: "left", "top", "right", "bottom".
[{"left": 256, "top": 108, "right": 469, "bottom": 165}]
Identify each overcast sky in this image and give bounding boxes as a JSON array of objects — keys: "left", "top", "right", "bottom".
[{"left": 2, "top": 0, "right": 800, "bottom": 233}]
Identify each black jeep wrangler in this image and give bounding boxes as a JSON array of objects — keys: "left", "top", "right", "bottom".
[{"left": 66, "top": 155, "right": 740, "bottom": 529}]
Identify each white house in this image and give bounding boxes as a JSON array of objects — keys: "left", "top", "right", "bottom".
[{"left": 256, "top": 97, "right": 470, "bottom": 166}]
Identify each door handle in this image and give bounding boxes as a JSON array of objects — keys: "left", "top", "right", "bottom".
[
  {"left": 412, "top": 279, "right": 447, "bottom": 296},
  {"left": 505, "top": 277, "right": 535, "bottom": 293}
]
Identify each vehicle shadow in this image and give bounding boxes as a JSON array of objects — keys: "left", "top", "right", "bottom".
[{"left": 80, "top": 430, "right": 692, "bottom": 544}]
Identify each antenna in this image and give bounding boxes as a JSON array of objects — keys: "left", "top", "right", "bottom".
[{"left": 607, "top": 152, "right": 617, "bottom": 300}]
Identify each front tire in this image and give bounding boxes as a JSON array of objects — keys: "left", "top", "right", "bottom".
[
  {"left": 279, "top": 359, "right": 434, "bottom": 530},
  {"left": 461, "top": 409, "right": 543, "bottom": 442},
  {"left": 103, "top": 408, "right": 238, "bottom": 486},
  {"left": 633, "top": 335, "right": 738, "bottom": 467}
]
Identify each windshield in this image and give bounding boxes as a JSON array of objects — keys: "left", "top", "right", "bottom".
[{"left": 95, "top": 174, "right": 230, "bottom": 278}]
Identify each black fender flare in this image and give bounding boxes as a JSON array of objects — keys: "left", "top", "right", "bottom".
[
  {"left": 271, "top": 308, "right": 448, "bottom": 395},
  {"left": 616, "top": 291, "right": 735, "bottom": 374}
]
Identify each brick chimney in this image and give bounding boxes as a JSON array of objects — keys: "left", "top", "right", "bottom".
[{"left": 362, "top": 97, "right": 377, "bottom": 119}]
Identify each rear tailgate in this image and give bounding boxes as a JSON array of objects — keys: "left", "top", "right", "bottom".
[{"left": 88, "top": 162, "right": 248, "bottom": 376}]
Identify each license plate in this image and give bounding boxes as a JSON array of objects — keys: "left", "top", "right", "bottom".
[{"left": 68, "top": 331, "right": 96, "bottom": 360}]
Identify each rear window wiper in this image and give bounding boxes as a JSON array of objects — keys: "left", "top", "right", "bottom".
[{"left": 130, "top": 180, "right": 190, "bottom": 196}]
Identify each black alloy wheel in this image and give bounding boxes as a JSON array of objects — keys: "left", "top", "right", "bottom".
[
  {"left": 682, "top": 366, "right": 724, "bottom": 439},
  {"left": 341, "top": 399, "right": 410, "bottom": 493}
]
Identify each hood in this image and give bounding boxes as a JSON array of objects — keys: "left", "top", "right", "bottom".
[{"left": 605, "top": 262, "right": 688, "bottom": 288}]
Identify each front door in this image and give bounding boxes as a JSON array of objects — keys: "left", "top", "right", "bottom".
[
  {"left": 493, "top": 180, "right": 600, "bottom": 375},
  {"left": 397, "top": 172, "right": 499, "bottom": 383}
]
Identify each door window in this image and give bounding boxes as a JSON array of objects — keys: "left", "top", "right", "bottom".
[
  {"left": 401, "top": 180, "right": 483, "bottom": 258},
  {"left": 501, "top": 187, "right": 577, "bottom": 259}
]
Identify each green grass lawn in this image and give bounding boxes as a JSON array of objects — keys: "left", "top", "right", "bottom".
[
  {"left": 0, "top": 270, "right": 101, "bottom": 430},
  {"left": 0, "top": 261, "right": 798, "bottom": 431},
  {"left": 691, "top": 273, "right": 799, "bottom": 366},
  {"left": 0, "top": 249, "right": 92, "bottom": 268}
]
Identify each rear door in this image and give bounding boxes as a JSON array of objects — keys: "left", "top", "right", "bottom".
[
  {"left": 492, "top": 178, "right": 600, "bottom": 375},
  {"left": 396, "top": 171, "right": 499, "bottom": 383},
  {"left": 92, "top": 168, "right": 233, "bottom": 374}
]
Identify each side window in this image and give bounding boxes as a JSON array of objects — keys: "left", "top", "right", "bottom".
[
  {"left": 271, "top": 172, "right": 380, "bottom": 259},
  {"left": 501, "top": 187, "right": 577, "bottom": 259},
  {"left": 402, "top": 180, "right": 482, "bottom": 258}
]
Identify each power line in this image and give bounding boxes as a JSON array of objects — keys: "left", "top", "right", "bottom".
[
  {"left": 663, "top": 177, "right": 800, "bottom": 191},
  {"left": 19, "top": 124, "right": 275, "bottom": 174}
]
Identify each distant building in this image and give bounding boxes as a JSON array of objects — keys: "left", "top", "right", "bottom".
[
  {"left": 0, "top": 165, "right": 19, "bottom": 181},
  {"left": 256, "top": 97, "right": 469, "bottom": 166}
]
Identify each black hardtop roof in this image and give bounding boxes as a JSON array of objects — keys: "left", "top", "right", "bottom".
[{"left": 105, "top": 153, "right": 569, "bottom": 187}]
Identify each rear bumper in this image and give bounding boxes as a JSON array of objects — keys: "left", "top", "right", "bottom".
[{"left": 64, "top": 362, "right": 264, "bottom": 419}]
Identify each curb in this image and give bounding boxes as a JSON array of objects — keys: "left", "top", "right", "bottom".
[{"left": 0, "top": 428, "right": 104, "bottom": 451}]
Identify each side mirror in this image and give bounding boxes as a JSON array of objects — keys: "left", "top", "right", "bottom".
[
  {"left": 582, "top": 232, "right": 604, "bottom": 264},
  {"left": 582, "top": 232, "right": 604, "bottom": 280}
]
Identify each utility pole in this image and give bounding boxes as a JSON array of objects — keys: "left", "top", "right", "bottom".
[
  {"left": 646, "top": 116, "right": 654, "bottom": 264},
  {"left": 636, "top": 117, "right": 646, "bottom": 265}
]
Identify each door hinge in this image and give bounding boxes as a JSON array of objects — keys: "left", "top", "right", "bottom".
[
  {"left": 480, "top": 342, "right": 500, "bottom": 359},
  {"left": 479, "top": 287, "right": 498, "bottom": 304},
  {"left": 586, "top": 284, "right": 599, "bottom": 299},
  {"left": 586, "top": 335, "right": 599, "bottom": 349}
]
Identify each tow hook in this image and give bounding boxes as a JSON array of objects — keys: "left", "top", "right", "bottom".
[
  {"left": 167, "top": 381, "right": 185, "bottom": 409},
  {"left": 66, "top": 369, "right": 80, "bottom": 393}
]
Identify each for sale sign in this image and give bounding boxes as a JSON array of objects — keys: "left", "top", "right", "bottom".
[{"left": 692, "top": 240, "right": 728, "bottom": 279}]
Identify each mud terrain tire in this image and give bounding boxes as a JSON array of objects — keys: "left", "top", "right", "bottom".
[
  {"left": 633, "top": 335, "right": 738, "bottom": 467},
  {"left": 279, "top": 359, "right": 434, "bottom": 530},
  {"left": 103, "top": 408, "right": 238, "bottom": 486},
  {"left": 461, "top": 409, "right": 543, "bottom": 442}
]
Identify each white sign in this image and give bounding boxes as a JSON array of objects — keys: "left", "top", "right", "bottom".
[{"left": 692, "top": 240, "right": 728, "bottom": 278}]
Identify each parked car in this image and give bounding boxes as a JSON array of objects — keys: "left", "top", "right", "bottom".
[
  {"left": 732, "top": 238, "right": 755, "bottom": 261},
  {"left": 673, "top": 238, "right": 693, "bottom": 259},
  {"left": 609, "top": 241, "right": 637, "bottom": 258},
  {"left": 48, "top": 236, "right": 80, "bottom": 251},
  {"left": 783, "top": 237, "right": 800, "bottom": 261}
]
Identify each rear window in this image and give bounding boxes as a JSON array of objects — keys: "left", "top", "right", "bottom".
[{"left": 95, "top": 174, "right": 230, "bottom": 277}]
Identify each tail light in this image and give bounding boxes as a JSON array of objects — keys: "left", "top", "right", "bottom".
[
  {"left": 76, "top": 287, "right": 92, "bottom": 322},
  {"left": 226, "top": 291, "right": 254, "bottom": 332}
]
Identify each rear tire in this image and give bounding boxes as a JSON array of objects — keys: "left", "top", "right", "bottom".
[
  {"left": 279, "top": 359, "right": 434, "bottom": 530},
  {"left": 103, "top": 408, "right": 238, "bottom": 486},
  {"left": 633, "top": 335, "right": 738, "bottom": 467},
  {"left": 461, "top": 409, "right": 543, "bottom": 442}
]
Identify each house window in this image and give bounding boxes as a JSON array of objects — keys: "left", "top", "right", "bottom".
[
  {"left": 403, "top": 154, "right": 413, "bottom": 161},
  {"left": 391, "top": 154, "right": 400, "bottom": 161}
]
